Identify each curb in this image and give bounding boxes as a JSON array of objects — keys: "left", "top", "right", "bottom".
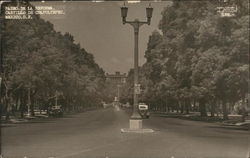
[{"left": 121, "top": 128, "right": 154, "bottom": 133}]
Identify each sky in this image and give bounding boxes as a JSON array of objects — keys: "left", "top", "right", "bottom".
[{"left": 34, "top": 1, "right": 171, "bottom": 74}]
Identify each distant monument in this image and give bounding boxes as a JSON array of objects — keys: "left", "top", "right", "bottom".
[{"left": 105, "top": 71, "right": 127, "bottom": 84}]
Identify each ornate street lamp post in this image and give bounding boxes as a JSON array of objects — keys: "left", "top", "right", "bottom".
[{"left": 120, "top": 4, "right": 153, "bottom": 128}]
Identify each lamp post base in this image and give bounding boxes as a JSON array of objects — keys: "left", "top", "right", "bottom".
[
  {"left": 129, "top": 119, "right": 142, "bottom": 129},
  {"left": 130, "top": 113, "right": 142, "bottom": 120},
  {"left": 120, "top": 118, "right": 154, "bottom": 133}
]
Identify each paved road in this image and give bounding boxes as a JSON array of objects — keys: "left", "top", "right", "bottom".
[{"left": 1, "top": 108, "right": 250, "bottom": 158}]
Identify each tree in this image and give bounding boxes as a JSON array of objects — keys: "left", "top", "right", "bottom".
[
  {"left": 139, "top": 0, "right": 249, "bottom": 120},
  {"left": 2, "top": 2, "right": 106, "bottom": 119}
]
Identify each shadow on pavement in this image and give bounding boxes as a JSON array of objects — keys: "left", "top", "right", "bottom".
[
  {"left": 23, "top": 120, "right": 56, "bottom": 124},
  {"left": 0, "top": 124, "right": 16, "bottom": 128},
  {"left": 207, "top": 125, "right": 249, "bottom": 131}
]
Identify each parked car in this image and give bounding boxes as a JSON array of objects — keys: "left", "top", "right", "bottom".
[
  {"left": 48, "top": 105, "right": 63, "bottom": 117},
  {"left": 138, "top": 103, "right": 150, "bottom": 119}
]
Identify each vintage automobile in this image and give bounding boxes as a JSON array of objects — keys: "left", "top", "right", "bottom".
[
  {"left": 48, "top": 105, "right": 63, "bottom": 117},
  {"left": 138, "top": 103, "right": 150, "bottom": 119}
]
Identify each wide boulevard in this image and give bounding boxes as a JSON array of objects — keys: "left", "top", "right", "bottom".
[{"left": 2, "top": 107, "right": 249, "bottom": 158}]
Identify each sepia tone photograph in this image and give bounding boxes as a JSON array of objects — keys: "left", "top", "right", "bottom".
[{"left": 0, "top": 0, "right": 249, "bottom": 158}]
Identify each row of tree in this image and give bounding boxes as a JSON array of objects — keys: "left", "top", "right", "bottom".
[
  {"left": 121, "top": 1, "right": 249, "bottom": 120},
  {"left": 1, "top": 2, "right": 106, "bottom": 119}
]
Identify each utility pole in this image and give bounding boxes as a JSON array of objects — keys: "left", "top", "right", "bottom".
[
  {"left": 27, "top": 87, "right": 31, "bottom": 117},
  {"left": 117, "top": 84, "right": 121, "bottom": 102}
]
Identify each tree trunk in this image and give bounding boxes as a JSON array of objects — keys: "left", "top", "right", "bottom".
[
  {"left": 241, "top": 95, "right": 246, "bottom": 122},
  {"left": 210, "top": 100, "right": 215, "bottom": 117},
  {"left": 20, "top": 94, "right": 25, "bottom": 118},
  {"left": 10, "top": 94, "right": 15, "bottom": 116},
  {"left": 16, "top": 96, "right": 21, "bottom": 114},
  {"left": 40, "top": 105, "right": 42, "bottom": 114},
  {"left": 30, "top": 97, "right": 35, "bottom": 116},
  {"left": 180, "top": 101, "right": 184, "bottom": 114},
  {"left": 176, "top": 101, "right": 179, "bottom": 113},
  {"left": 222, "top": 99, "right": 228, "bottom": 120},
  {"left": 164, "top": 101, "right": 167, "bottom": 112},
  {"left": 185, "top": 99, "right": 190, "bottom": 114},
  {"left": 199, "top": 98, "right": 207, "bottom": 117},
  {"left": 166, "top": 98, "right": 168, "bottom": 112},
  {"left": 55, "top": 90, "right": 58, "bottom": 107},
  {"left": 192, "top": 100, "right": 196, "bottom": 111},
  {"left": 27, "top": 88, "right": 31, "bottom": 116},
  {"left": 5, "top": 97, "right": 10, "bottom": 120},
  {"left": 5, "top": 91, "right": 12, "bottom": 121}
]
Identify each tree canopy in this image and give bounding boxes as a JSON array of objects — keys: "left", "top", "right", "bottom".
[
  {"left": 1, "top": 2, "right": 105, "bottom": 118},
  {"left": 122, "top": 1, "right": 249, "bottom": 119}
]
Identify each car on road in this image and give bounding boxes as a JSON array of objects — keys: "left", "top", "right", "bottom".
[
  {"left": 138, "top": 103, "right": 150, "bottom": 119},
  {"left": 48, "top": 105, "right": 63, "bottom": 117}
]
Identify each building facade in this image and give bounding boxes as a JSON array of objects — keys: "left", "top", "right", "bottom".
[{"left": 105, "top": 71, "right": 127, "bottom": 84}]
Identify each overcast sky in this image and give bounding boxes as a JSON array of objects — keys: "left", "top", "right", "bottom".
[{"left": 34, "top": 1, "right": 171, "bottom": 74}]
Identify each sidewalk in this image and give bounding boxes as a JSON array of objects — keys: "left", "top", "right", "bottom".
[
  {"left": 151, "top": 111, "right": 250, "bottom": 128},
  {"left": 1, "top": 113, "right": 49, "bottom": 125},
  {"left": 222, "top": 119, "right": 250, "bottom": 126},
  {"left": 1, "top": 107, "right": 103, "bottom": 125}
]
